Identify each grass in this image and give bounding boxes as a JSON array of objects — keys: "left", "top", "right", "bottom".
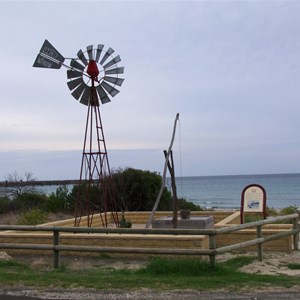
[
  {"left": 286, "top": 263, "right": 300, "bottom": 270},
  {"left": 0, "top": 256, "right": 299, "bottom": 291}
]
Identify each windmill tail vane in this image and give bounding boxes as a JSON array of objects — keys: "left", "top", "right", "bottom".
[
  {"left": 33, "top": 39, "right": 65, "bottom": 69},
  {"left": 33, "top": 39, "right": 125, "bottom": 227}
]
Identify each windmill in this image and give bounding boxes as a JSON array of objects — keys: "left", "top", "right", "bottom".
[{"left": 33, "top": 40, "right": 125, "bottom": 227}]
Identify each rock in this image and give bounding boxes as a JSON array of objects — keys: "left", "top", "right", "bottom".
[{"left": 0, "top": 251, "right": 13, "bottom": 261}]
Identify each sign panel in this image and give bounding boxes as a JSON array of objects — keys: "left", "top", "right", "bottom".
[
  {"left": 243, "top": 186, "right": 264, "bottom": 212},
  {"left": 240, "top": 184, "right": 266, "bottom": 223}
]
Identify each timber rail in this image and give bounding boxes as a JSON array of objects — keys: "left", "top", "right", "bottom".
[{"left": 0, "top": 213, "right": 299, "bottom": 268}]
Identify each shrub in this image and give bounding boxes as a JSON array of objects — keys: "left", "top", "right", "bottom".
[
  {"left": 107, "top": 168, "right": 173, "bottom": 211},
  {"left": 16, "top": 209, "right": 48, "bottom": 225},
  {"left": 46, "top": 185, "right": 70, "bottom": 213},
  {"left": 0, "top": 197, "right": 10, "bottom": 213},
  {"left": 11, "top": 192, "right": 48, "bottom": 212},
  {"left": 280, "top": 205, "right": 298, "bottom": 215},
  {"left": 119, "top": 212, "right": 132, "bottom": 228},
  {"left": 266, "top": 206, "right": 278, "bottom": 217},
  {"left": 69, "top": 168, "right": 203, "bottom": 213},
  {"left": 177, "top": 197, "right": 203, "bottom": 211},
  {"left": 243, "top": 213, "right": 264, "bottom": 223}
]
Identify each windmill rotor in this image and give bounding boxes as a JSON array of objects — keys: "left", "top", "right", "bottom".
[
  {"left": 66, "top": 44, "right": 124, "bottom": 106},
  {"left": 33, "top": 40, "right": 125, "bottom": 106}
]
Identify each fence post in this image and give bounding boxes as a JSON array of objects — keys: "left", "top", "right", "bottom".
[
  {"left": 209, "top": 233, "right": 216, "bottom": 268},
  {"left": 53, "top": 230, "right": 60, "bottom": 269},
  {"left": 256, "top": 225, "right": 263, "bottom": 261},
  {"left": 293, "top": 213, "right": 300, "bottom": 251}
]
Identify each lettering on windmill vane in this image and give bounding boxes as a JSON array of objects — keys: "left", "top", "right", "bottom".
[{"left": 42, "top": 47, "right": 58, "bottom": 59}]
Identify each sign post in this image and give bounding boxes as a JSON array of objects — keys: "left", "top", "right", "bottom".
[{"left": 240, "top": 184, "right": 266, "bottom": 224}]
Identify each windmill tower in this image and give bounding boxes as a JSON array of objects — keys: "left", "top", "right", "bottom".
[{"left": 33, "top": 40, "right": 125, "bottom": 227}]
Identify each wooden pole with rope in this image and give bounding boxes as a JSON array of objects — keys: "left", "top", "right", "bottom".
[
  {"left": 164, "top": 149, "right": 178, "bottom": 228},
  {"left": 145, "top": 113, "right": 180, "bottom": 228}
]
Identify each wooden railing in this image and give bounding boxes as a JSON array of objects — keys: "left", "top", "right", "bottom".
[{"left": 0, "top": 213, "right": 299, "bottom": 268}]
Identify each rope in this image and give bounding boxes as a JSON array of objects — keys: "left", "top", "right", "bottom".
[{"left": 178, "top": 118, "right": 183, "bottom": 198}]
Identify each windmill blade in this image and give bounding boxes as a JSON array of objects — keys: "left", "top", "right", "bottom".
[
  {"left": 103, "top": 55, "right": 121, "bottom": 70},
  {"left": 33, "top": 39, "right": 65, "bottom": 69},
  {"left": 71, "top": 82, "right": 86, "bottom": 100},
  {"left": 96, "top": 85, "right": 111, "bottom": 104},
  {"left": 70, "top": 59, "right": 85, "bottom": 71},
  {"left": 87, "top": 45, "right": 94, "bottom": 61},
  {"left": 100, "top": 47, "right": 114, "bottom": 65},
  {"left": 105, "top": 67, "right": 124, "bottom": 75},
  {"left": 67, "top": 70, "right": 82, "bottom": 79},
  {"left": 77, "top": 49, "right": 88, "bottom": 66},
  {"left": 101, "top": 81, "right": 120, "bottom": 97},
  {"left": 103, "top": 76, "right": 124, "bottom": 87},
  {"left": 95, "top": 44, "right": 104, "bottom": 62},
  {"left": 67, "top": 77, "right": 84, "bottom": 91},
  {"left": 79, "top": 97, "right": 89, "bottom": 106},
  {"left": 79, "top": 86, "right": 91, "bottom": 105}
]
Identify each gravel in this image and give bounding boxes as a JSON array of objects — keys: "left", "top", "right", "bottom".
[{"left": 1, "top": 287, "right": 300, "bottom": 300}]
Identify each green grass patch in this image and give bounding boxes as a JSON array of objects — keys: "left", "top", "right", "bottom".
[
  {"left": 0, "top": 256, "right": 299, "bottom": 291},
  {"left": 286, "top": 263, "right": 300, "bottom": 270}
]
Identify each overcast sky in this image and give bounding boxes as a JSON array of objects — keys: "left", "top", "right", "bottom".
[{"left": 0, "top": 0, "right": 300, "bottom": 180}]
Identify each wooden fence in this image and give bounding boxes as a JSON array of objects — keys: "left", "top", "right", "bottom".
[{"left": 0, "top": 213, "right": 299, "bottom": 268}]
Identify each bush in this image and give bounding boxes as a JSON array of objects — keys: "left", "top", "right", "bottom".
[
  {"left": 46, "top": 185, "right": 70, "bottom": 213},
  {"left": 266, "top": 206, "right": 278, "bottom": 217},
  {"left": 177, "top": 198, "right": 203, "bottom": 211},
  {"left": 243, "top": 213, "right": 264, "bottom": 223},
  {"left": 16, "top": 209, "right": 48, "bottom": 225},
  {"left": 11, "top": 192, "right": 48, "bottom": 212},
  {"left": 70, "top": 168, "right": 202, "bottom": 214},
  {"left": 0, "top": 197, "right": 10, "bottom": 213},
  {"left": 280, "top": 206, "right": 298, "bottom": 215},
  {"left": 119, "top": 212, "right": 132, "bottom": 228},
  {"left": 108, "top": 168, "right": 173, "bottom": 211}
]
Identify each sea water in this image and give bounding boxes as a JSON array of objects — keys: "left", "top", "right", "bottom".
[{"left": 167, "top": 173, "right": 300, "bottom": 209}]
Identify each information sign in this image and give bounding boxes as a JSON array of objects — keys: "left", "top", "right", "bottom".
[{"left": 240, "top": 184, "right": 266, "bottom": 224}]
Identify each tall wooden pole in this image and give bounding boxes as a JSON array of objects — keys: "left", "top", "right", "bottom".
[
  {"left": 164, "top": 150, "right": 178, "bottom": 228},
  {"left": 146, "top": 113, "right": 180, "bottom": 228}
]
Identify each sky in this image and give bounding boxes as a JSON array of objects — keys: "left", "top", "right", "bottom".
[{"left": 0, "top": 0, "right": 300, "bottom": 180}]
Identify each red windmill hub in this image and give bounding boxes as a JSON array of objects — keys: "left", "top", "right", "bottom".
[{"left": 86, "top": 60, "right": 99, "bottom": 81}]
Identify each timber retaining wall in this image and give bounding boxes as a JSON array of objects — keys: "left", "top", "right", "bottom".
[{"left": 0, "top": 210, "right": 295, "bottom": 256}]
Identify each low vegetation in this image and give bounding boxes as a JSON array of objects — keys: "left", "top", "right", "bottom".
[
  {"left": 0, "top": 168, "right": 202, "bottom": 225},
  {"left": 0, "top": 256, "right": 299, "bottom": 290},
  {"left": 243, "top": 205, "right": 299, "bottom": 224}
]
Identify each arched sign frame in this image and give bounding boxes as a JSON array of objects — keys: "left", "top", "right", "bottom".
[{"left": 240, "top": 184, "right": 267, "bottom": 224}]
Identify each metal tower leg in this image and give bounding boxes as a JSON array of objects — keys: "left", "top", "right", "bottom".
[{"left": 74, "top": 97, "right": 119, "bottom": 227}]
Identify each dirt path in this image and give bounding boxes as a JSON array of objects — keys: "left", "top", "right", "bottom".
[{"left": 1, "top": 287, "right": 300, "bottom": 299}]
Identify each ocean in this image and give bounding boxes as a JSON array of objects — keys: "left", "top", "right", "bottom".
[{"left": 167, "top": 173, "right": 300, "bottom": 209}]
